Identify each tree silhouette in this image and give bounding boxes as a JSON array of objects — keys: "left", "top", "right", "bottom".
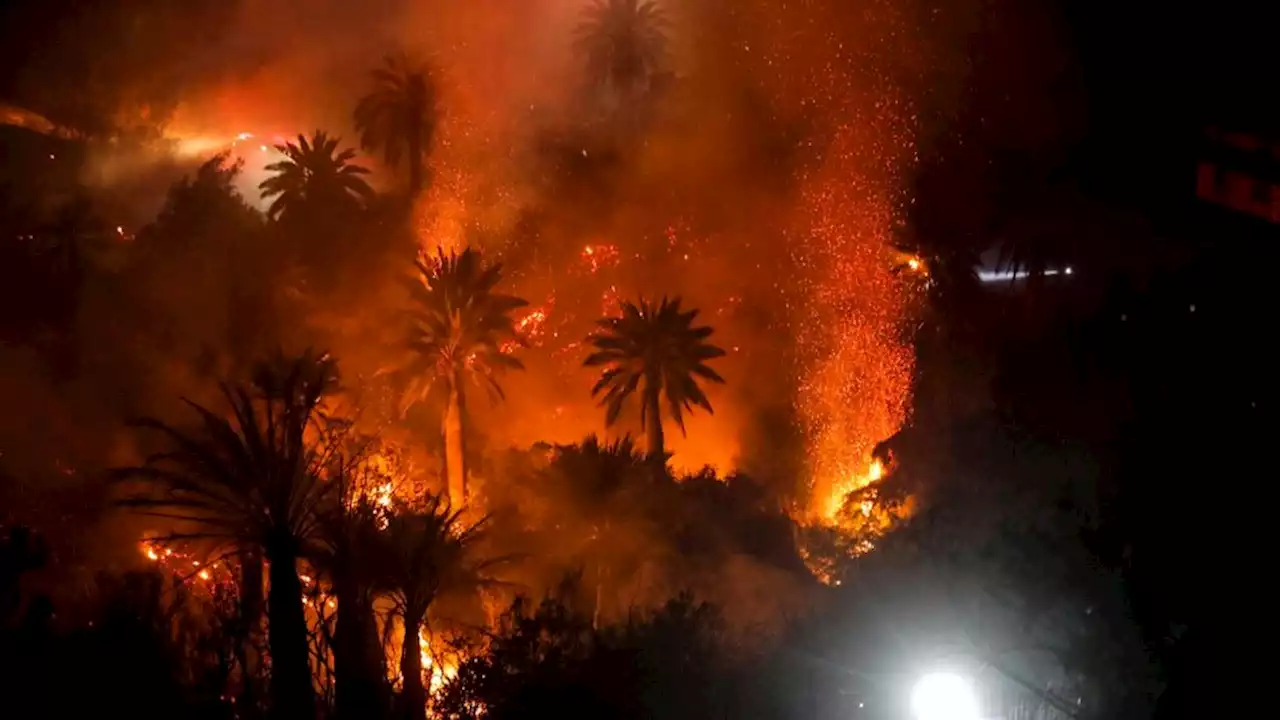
[
  {"left": 1, "top": 526, "right": 47, "bottom": 626},
  {"left": 377, "top": 494, "right": 503, "bottom": 720},
  {"left": 574, "top": 0, "right": 667, "bottom": 100},
  {"left": 258, "top": 131, "right": 373, "bottom": 221},
  {"left": 584, "top": 297, "right": 725, "bottom": 461},
  {"left": 435, "top": 593, "right": 728, "bottom": 720},
  {"left": 312, "top": 486, "right": 392, "bottom": 720},
  {"left": 354, "top": 54, "right": 439, "bottom": 200},
  {"left": 398, "top": 247, "right": 527, "bottom": 508},
  {"left": 115, "top": 349, "right": 344, "bottom": 720},
  {"left": 545, "top": 435, "right": 649, "bottom": 627}
]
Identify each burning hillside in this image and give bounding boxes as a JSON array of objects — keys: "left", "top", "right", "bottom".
[{"left": 2, "top": 0, "right": 942, "bottom": 595}]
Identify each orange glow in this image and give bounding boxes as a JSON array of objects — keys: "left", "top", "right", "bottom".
[
  {"left": 127, "top": 0, "right": 928, "bottom": 589},
  {"left": 792, "top": 136, "right": 917, "bottom": 525},
  {"left": 516, "top": 303, "right": 552, "bottom": 344},
  {"left": 373, "top": 482, "right": 394, "bottom": 509},
  {"left": 581, "top": 243, "right": 620, "bottom": 273},
  {"left": 821, "top": 458, "right": 886, "bottom": 521},
  {"left": 139, "top": 539, "right": 227, "bottom": 587},
  {"left": 418, "top": 629, "right": 459, "bottom": 695}
]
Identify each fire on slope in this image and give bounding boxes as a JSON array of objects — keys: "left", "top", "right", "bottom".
[{"left": 138, "top": 539, "right": 232, "bottom": 587}]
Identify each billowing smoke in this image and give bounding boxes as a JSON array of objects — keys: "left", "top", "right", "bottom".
[{"left": 0, "top": 0, "right": 1074, "bottom": 615}]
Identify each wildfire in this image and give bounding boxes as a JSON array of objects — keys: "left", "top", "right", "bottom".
[
  {"left": 822, "top": 458, "right": 884, "bottom": 520},
  {"left": 373, "top": 481, "right": 395, "bottom": 510},
  {"left": 516, "top": 304, "right": 551, "bottom": 343},
  {"left": 139, "top": 539, "right": 228, "bottom": 587},
  {"left": 500, "top": 301, "right": 553, "bottom": 355},
  {"left": 580, "top": 243, "right": 620, "bottom": 273},
  {"left": 418, "top": 629, "right": 459, "bottom": 695},
  {"left": 355, "top": 446, "right": 424, "bottom": 521},
  {"left": 600, "top": 285, "right": 622, "bottom": 316},
  {"left": 791, "top": 146, "right": 917, "bottom": 526}
]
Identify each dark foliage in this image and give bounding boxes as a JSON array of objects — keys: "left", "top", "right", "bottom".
[
  {"left": 2, "top": 569, "right": 235, "bottom": 720},
  {"left": 354, "top": 54, "right": 439, "bottom": 199},
  {"left": 435, "top": 592, "right": 731, "bottom": 720}
]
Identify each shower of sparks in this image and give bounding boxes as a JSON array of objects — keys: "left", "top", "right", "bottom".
[
  {"left": 745, "top": 1, "right": 921, "bottom": 526},
  {"left": 790, "top": 145, "right": 916, "bottom": 522},
  {"left": 580, "top": 243, "right": 620, "bottom": 273},
  {"left": 517, "top": 303, "right": 552, "bottom": 342},
  {"left": 600, "top": 285, "right": 622, "bottom": 316}
]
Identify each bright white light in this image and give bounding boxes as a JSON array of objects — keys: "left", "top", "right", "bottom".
[{"left": 911, "top": 673, "right": 979, "bottom": 720}]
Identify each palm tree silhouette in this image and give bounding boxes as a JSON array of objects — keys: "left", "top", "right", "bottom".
[
  {"left": 574, "top": 0, "right": 667, "bottom": 99},
  {"left": 584, "top": 296, "right": 725, "bottom": 461},
  {"left": 312, "top": 487, "right": 392, "bottom": 720},
  {"left": 546, "top": 435, "right": 648, "bottom": 627},
  {"left": 354, "top": 54, "right": 439, "bottom": 199},
  {"left": 399, "top": 248, "right": 527, "bottom": 508},
  {"left": 377, "top": 494, "right": 504, "bottom": 720},
  {"left": 115, "top": 349, "right": 343, "bottom": 720},
  {"left": 258, "top": 131, "right": 374, "bottom": 221}
]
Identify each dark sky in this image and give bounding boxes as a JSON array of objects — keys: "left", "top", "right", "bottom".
[
  {"left": 3, "top": 0, "right": 1277, "bottom": 201},
  {"left": 0, "top": 0, "right": 1270, "bottom": 126}
]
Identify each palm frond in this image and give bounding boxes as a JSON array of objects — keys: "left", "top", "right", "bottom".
[
  {"left": 581, "top": 295, "right": 725, "bottom": 442},
  {"left": 397, "top": 246, "right": 528, "bottom": 414},
  {"left": 257, "top": 131, "right": 373, "bottom": 221},
  {"left": 115, "top": 351, "right": 344, "bottom": 561}
]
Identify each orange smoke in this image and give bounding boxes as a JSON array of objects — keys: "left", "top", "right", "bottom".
[{"left": 123, "top": 0, "right": 923, "bottom": 523}]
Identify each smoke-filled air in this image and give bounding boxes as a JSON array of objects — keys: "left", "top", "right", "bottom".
[
  {"left": 0, "top": 0, "right": 1041, "bottom": 715},
  {"left": 3, "top": 2, "right": 944, "bottom": 535}
]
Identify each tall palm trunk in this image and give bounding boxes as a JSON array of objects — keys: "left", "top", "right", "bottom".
[
  {"left": 266, "top": 546, "right": 315, "bottom": 719},
  {"left": 399, "top": 610, "right": 428, "bottom": 720},
  {"left": 443, "top": 367, "right": 468, "bottom": 508},
  {"left": 407, "top": 122, "right": 424, "bottom": 198},
  {"left": 333, "top": 577, "right": 383, "bottom": 719},
  {"left": 237, "top": 552, "right": 264, "bottom": 710},
  {"left": 642, "top": 381, "right": 664, "bottom": 461},
  {"left": 593, "top": 557, "right": 603, "bottom": 630}
]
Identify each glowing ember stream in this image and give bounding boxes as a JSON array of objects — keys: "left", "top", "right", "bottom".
[
  {"left": 789, "top": 127, "right": 916, "bottom": 526},
  {"left": 139, "top": 539, "right": 229, "bottom": 587}
]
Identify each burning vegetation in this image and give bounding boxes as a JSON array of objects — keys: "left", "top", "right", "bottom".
[{"left": 0, "top": 0, "right": 957, "bottom": 716}]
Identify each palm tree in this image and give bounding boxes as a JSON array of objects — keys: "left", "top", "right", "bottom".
[
  {"left": 258, "top": 131, "right": 374, "bottom": 221},
  {"left": 584, "top": 296, "right": 725, "bottom": 461},
  {"left": 354, "top": 54, "right": 439, "bottom": 199},
  {"left": 115, "top": 350, "right": 343, "bottom": 720},
  {"left": 313, "top": 489, "right": 391, "bottom": 720},
  {"left": 546, "top": 435, "right": 647, "bottom": 627},
  {"left": 378, "top": 494, "right": 503, "bottom": 720},
  {"left": 399, "top": 247, "right": 527, "bottom": 508},
  {"left": 574, "top": 0, "right": 667, "bottom": 99}
]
